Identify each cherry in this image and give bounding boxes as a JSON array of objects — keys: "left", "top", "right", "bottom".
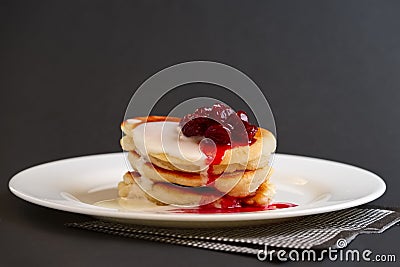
[
  {"left": 179, "top": 103, "right": 258, "bottom": 145},
  {"left": 204, "top": 124, "right": 231, "bottom": 145},
  {"left": 244, "top": 121, "right": 258, "bottom": 140},
  {"left": 236, "top": 110, "right": 248, "bottom": 122},
  {"left": 208, "top": 103, "right": 235, "bottom": 121},
  {"left": 181, "top": 117, "right": 215, "bottom": 137},
  {"left": 194, "top": 106, "right": 212, "bottom": 117},
  {"left": 225, "top": 114, "right": 248, "bottom": 144}
]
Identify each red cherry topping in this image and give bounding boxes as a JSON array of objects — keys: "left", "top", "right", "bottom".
[
  {"left": 179, "top": 103, "right": 258, "bottom": 145},
  {"left": 236, "top": 110, "right": 248, "bottom": 122},
  {"left": 204, "top": 124, "right": 231, "bottom": 145}
]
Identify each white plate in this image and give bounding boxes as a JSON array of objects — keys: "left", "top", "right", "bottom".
[{"left": 9, "top": 153, "right": 386, "bottom": 227}]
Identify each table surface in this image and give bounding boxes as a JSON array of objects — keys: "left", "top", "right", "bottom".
[{"left": 1, "top": 1, "right": 400, "bottom": 266}]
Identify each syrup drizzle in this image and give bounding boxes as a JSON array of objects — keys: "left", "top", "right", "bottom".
[{"left": 200, "top": 139, "right": 257, "bottom": 185}]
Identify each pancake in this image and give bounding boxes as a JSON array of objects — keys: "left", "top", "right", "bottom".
[
  {"left": 119, "top": 114, "right": 277, "bottom": 208},
  {"left": 215, "top": 166, "right": 273, "bottom": 198},
  {"left": 121, "top": 116, "right": 276, "bottom": 173},
  {"left": 127, "top": 150, "right": 273, "bottom": 197},
  {"left": 118, "top": 172, "right": 164, "bottom": 205},
  {"left": 118, "top": 172, "right": 275, "bottom": 207},
  {"left": 122, "top": 133, "right": 269, "bottom": 174},
  {"left": 143, "top": 147, "right": 271, "bottom": 175}
]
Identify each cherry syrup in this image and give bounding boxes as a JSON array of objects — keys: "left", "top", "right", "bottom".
[{"left": 172, "top": 202, "right": 297, "bottom": 214}]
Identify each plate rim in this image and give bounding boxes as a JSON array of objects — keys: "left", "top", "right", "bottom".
[{"left": 8, "top": 153, "right": 386, "bottom": 222}]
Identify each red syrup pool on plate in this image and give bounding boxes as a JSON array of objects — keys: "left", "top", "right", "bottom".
[{"left": 172, "top": 202, "right": 297, "bottom": 214}]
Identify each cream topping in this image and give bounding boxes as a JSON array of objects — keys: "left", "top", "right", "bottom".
[{"left": 132, "top": 121, "right": 208, "bottom": 168}]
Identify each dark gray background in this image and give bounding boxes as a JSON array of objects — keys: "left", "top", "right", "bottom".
[{"left": 1, "top": 0, "right": 399, "bottom": 266}]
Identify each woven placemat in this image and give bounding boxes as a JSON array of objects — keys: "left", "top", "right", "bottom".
[{"left": 67, "top": 206, "right": 400, "bottom": 256}]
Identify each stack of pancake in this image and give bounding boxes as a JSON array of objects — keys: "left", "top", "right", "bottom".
[{"left": 118, "top": 116, "right": 277, "bottom": 208}]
